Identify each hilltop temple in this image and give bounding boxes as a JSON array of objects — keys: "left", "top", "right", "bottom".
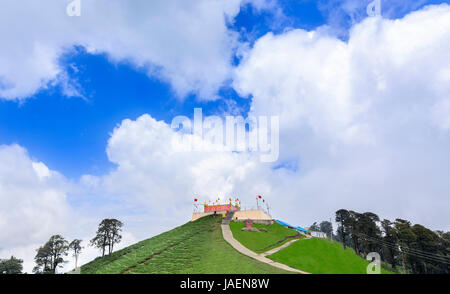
[{"left": 191, "top": 202, "right": 273, "bottom": 225}]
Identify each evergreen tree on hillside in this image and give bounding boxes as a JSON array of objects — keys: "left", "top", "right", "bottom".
[
  {"left": 0, "top": 256, "right": 23, "bottom": 274},
  {"left": 435, "top": 231, "right": 450, "bottom": 274},
  {"left": 347, "top": 211, "right": 362, "bottom": 256},
  {"left": 333, "top": 210, "right": 450, "bottom": 274},
  {"left": 90, "top": 218, "right": 123, "bottom": 260},
  {"left": 358, "top": 212, "right": 381, "bottom": 255},
  {"left": 381, "top": 219, "right": 398, "bottom": 269},
  {"left": 335, "top": 209, "right": 350, "bottom": 249},
  {"left": 409, "top": 225, "right": 441, "bottom": 274},
  {"left": 319, "top": 221, "right": 333, "bottom": 238},
  {"left": 69, "top": 239, "right": 83, "bottom": 269},
  {"left": 394, "top": 219, "right": 416, "bottom": 274},
  {"left": 33, "top": 235, "right": 69, "bottom": 274},
  {"left": 309, "top": 222, "right": 320, "bottom": 232}
]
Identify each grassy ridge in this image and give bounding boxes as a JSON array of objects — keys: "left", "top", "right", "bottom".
[
  {"left": 268, "top": 238, "right": 393, "bottom": 274},
  {"left": 229, "top": 221, "right": 300, "bottom": 253},
  {"left": 81, "top": 216, "right": 290, "bottom": 274},
  {"left": 81, "top": 217, "right": 208, "bottom": 274}
]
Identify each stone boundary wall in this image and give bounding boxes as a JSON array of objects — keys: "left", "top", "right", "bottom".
[{"left": 233, "top": 219, "right": 274, "bottom": 225}]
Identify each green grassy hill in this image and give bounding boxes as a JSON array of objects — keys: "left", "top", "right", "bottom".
[
  {"left": 80, "top": 215, "right": 290, "bottom": 274},
  {"left": 80, "top": 216, "right": 393, "bottom": 274},
  {"left": 268, "top": 237, "right": 392, "bottom": 274},
  {"left": 229, "top": 221, "right": 302, "bottom": 253}
]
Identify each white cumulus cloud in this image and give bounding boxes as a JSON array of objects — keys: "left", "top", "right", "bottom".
[
  {"left": 0, "top": 0, "right": 266, "bottom": 101},
  {"left": 0, "top": 145, "right": 70, "bottom": 271},
  {"left": 233, "top": 4, "right": 450, "bottom": 229}
]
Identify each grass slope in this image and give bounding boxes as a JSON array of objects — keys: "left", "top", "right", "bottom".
[
  {"left": 229, "top": 221, "right": 301, "bottom": 253},
  {"left": 81, "top": 216, "right": 290, "bottom": 274},
  {"left": 268, "top": 238, "right": 392, "bottom": 274}
]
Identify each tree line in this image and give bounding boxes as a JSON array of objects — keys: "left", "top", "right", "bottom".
[
  {"left": 0, "top": 218, "right": 123, "bottom": 274},
  {"left": 331, "top": 209, "right": 450, "bottom": 274}
]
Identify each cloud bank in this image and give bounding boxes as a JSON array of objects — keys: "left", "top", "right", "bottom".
[
  {"left": 0, "top": 145, "right": 70, "bottom": 272},
  {"left": 233, "top": 4, "right": 450, "bottom": 227}
]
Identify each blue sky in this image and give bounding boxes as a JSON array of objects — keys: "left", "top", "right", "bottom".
[
  {"left": 2, "top": 0, "right": 446, "bottom": 179},
  {"left": 0, "top": 0, "right": 322, "bottom": 179},
  {"left": 0, "top": 47, "right": 250, "bottom": 178}
]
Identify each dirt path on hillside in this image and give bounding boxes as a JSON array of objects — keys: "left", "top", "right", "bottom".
[{"left": 220, "top": 224, "right": 309, "bottom": 274}]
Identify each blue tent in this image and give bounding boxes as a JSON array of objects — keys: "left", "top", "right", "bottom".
[{"left": 296, "top": 226, "right": 308, "bottom": 232}]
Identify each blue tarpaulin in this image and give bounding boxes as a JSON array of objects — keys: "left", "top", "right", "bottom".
[
  {"left": 275, "top": 219, "right": 291, "bottom": 227},
  {"left": 275, "top": 219, "right": 307, "bottom": 232}
]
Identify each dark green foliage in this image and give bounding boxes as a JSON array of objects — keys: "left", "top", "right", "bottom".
[
  {"left": 381, "top": 219, "right": 398, "bottom": 268},
  {"left": 319, "top": 221, "right": 333, "bottom": 238},
  {"left": 90, "top": 218, "right": 123, "bottom": 259},
  {"left": 0, "top": 256, "right": 23, "bottom": 274},
  {"left": 33, "top": 235, "right": 69, "bottom": 274},
  {"left": 334, "top": 210, "right": 450, "bottom": 274},
  {"left": 308, "top": 222, "right": 320, "bottom": 232},
  {"left": 335, "top": 209, "right": 350, "bottom": 249}
]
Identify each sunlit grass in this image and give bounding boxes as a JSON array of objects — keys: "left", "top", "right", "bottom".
[
  {"left": 268, "top": 237, "right": 393, "bottom": 274},
  {"left": 229, "top": 221, "right": 300, "bottom": 253}
]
